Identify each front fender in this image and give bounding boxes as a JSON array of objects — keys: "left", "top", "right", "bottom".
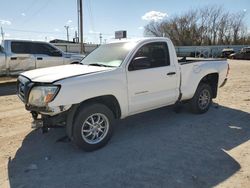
[{"left": 48, "top": 69, "right": 129, "bottom": 118}]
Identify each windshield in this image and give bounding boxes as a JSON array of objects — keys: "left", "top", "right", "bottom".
[{"left": 81, "top": 42, "right": 137, "bottom": 67}]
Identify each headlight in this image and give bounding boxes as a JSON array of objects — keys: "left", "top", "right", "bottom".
[{"left": 28, "top": 86, "right": 60, "bottom": 107}]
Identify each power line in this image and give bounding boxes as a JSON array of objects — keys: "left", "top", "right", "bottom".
[
  {"left": 21, "top": 0, "right": 52, "bottom": 25},
  {"left": 22, "top": 0, "right": 39, "bottom": 14},
  {"left": 5, "top": 28, "right": 62, "bottom": 34},
  {"left": 86, "top": 0, "right": 95, "bottom": 31},
  {"left": 5, "top": 28, "right": 142, "bottom": 38}
]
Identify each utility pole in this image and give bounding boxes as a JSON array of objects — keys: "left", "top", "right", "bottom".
[
  {"left": 99, "top": 33, "right": 102, "bottom": 44},
  {"left": 1, "top": 27, "right": 4, "bottom": 41},
  {"left": 77, "top": 0, "right": 80, "bottom": 43},
  {"left": 64, "top": 25, "right": 69, "bottom": 41},
  {"left": 74, "top": 30, "right": 78, "bottom": 43},
  {"left": 79, "top": 0, "right": 85, "bottom": 53}
]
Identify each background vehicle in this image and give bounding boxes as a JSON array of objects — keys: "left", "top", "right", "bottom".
[
  {"left": 0, "top": 40, "right": 84, "bottom": 75},
  {"left": 17, "top": 37, "right": 229, "bottom": 151},
  {"left": 221, "top": 48, "right": 234, "bottom": 58},
  {"left": 228, "top": 47, "right": 250, "bottom": 60}
]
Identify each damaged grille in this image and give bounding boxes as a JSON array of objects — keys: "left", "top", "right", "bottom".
[
  {"left": 17, "top": 76, "right": 31, "bottom": 103},
  {"left": 18, "top": 81, "right": 25, "bottom": 101}
]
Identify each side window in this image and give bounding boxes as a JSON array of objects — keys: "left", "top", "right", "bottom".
[
  {"left": 128, "top": 42, "right": 170, "bottom": 71},
  {"left": 11, "top": 42, "right": 32, "bottom": 54},
  {"left": 32, "top": 43, "right": 62, "bottom": 57}
]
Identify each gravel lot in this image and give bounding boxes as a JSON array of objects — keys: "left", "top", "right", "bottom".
[{"left": 0, "top": 60, "right": 249, "bottom": 188}]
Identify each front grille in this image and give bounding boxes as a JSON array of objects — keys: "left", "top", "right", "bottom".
[
  {"left": 17, "top": 81, "right": 25, "bottom": 101},
  {"left": 17, "top": 76, "right": 31, "bottom": 103}
]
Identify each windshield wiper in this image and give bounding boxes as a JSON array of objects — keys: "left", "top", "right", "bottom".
[{"left": 88, "top": 63, "right": 115, "bottom": 67}]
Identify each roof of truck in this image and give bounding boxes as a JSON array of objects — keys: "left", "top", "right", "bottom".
[
  {"left": 3, "top": 39, "right": 48, "bottom": 43},
  {"left": 108, "top": 37, "right": 169, "bottom": 44}
]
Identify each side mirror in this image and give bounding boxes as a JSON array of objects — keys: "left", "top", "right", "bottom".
[{"left": 129, "top": 57, "right": 151, "bottom": 71}]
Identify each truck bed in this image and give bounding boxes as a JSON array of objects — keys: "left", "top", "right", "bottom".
[
  {"left": 179, "top": 58, "right": 228, "bottom": 101},
  {"left": 178, "top": 57, "right": 225, "bottom": 65}
]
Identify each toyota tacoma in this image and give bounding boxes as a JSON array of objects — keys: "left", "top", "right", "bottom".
[{"left": 17, "top": 37, "right": 229, "bottom": 151}]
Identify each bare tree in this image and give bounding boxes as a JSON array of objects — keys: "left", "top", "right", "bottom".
[{"left": 144, "top": 5, "right": 249, "bottom": 46}]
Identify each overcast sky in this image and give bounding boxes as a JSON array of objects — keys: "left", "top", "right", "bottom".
[{"left": 0, "top": 0, "right": 249, "bottom": 43}]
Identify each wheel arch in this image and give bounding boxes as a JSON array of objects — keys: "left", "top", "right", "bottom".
[
  {"left": 66, "top": 95, "right": 121, "bottom": 138},
  {"left": 70, "top": 61, "right": 81, "bottom": 64},
  {"left": 77, "top": 95, "right": 121, "bottom": 119},
  {"left": 197, "top": 73, "right": 219, "bottom": 98}
]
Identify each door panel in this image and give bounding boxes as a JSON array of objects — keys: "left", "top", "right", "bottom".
[
  {"left": 0, "top": 52, "right": 6, "bottom": 73},
  {"left": 127, "top": 42, "right": 178, "bottom": 114},
  {"left": 35, "top": 55, "right": 63, "bottom": 68},
  {"left": 9, "top": 54, "right": 35, "bottom": 71},
  {"left": 9, "top": 41, "right": 35, "bottom": 72},
  {"left": 127, "top": 66, "right": 178, "bottom": 114}
]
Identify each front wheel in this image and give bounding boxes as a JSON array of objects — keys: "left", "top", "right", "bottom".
[
  {"left": 72, "top": 103, "right": 114, "bottom": 151},
  {"left": 189, "top": 83, "right": 212, "bottom": 114}
]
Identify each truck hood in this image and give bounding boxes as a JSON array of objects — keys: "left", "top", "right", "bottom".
[{"left": 21, "top": 64, "right": 114, "bottom": 83}]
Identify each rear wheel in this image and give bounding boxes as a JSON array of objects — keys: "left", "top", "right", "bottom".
[
  {"left": 72, "top": 103, "right": 114, "bottom": 151},
  {"left": 190, "top": 83, "right": 212, "bottom": 114}
]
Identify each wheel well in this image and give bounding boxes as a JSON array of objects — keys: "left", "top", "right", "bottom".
[
  {"left": 70, "top": 61, "right": 81, "bottom": 64},
  {"left": 66, "top": 95, "right": 121, "bottom": 138},
  {"left": 77, "top": 95, "right": 121, "bottom": 119},
  {"left": 199, "top": 73, "right": 219, "bottom": 98}
]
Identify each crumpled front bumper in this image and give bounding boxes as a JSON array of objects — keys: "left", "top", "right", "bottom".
[
  {"left": 26, "top": 104, "right": 72, "bottom": 116},
  {"left": 30, "top": 108, "right": 69, "bottom": 129}
]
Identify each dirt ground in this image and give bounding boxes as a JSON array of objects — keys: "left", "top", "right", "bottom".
[{"left": 0, "top": 60, "right": 249, "bottom": 188}]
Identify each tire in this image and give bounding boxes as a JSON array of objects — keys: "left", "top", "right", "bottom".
[
  {"left": 72, "top": 103, "right": 114, "bottom": 151},
  {"left": 190, "top": 83, "right": 212, "bottom": 114}
]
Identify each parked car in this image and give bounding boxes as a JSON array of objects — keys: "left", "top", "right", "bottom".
[
  {"left": 228, "top": 47, "right": 250, "bottom": 60},
  {"left": 0, "top": 40, "right": 84, "bottom": 75},
  {"left": 221, "top": 48, "right": 234, "bottom": 58},
  {"left": 17, "top": 37, "right": 229, "bottom": 151}
]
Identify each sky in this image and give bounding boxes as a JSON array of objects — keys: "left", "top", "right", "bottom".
[{"left": 0, "top": 0, "right": 250, "bottom": 44}]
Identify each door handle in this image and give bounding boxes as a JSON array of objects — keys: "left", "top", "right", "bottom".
[
  {"left": 10, "top": 57, "right": 17, "bottom": 60},
  {"left": 37, "top": 57, "right": 43, "bottom": 60},
  {"left": 167, "top": 72, "right": 176, "bottom": 75}
]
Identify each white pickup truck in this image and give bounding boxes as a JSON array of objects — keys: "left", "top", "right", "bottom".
[
  {"left": 17, "top": 37, "right": 229, "bottom": 151},
  {"left": 0, "top": 40, "right": 84, "bottom": 75}
]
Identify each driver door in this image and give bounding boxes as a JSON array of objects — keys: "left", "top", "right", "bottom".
[{"left": 127, "top": 42, "right": 179, "bottom": 115}]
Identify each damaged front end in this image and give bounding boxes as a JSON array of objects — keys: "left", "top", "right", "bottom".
[{"left": 17, "top": 75, "right": 72, "bottom": 132}]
